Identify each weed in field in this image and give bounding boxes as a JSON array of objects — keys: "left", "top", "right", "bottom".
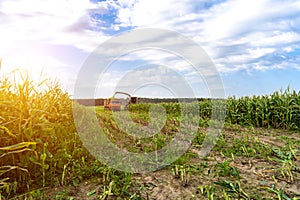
[
  {"left": 171, "top": 164, "right": 191, "bottom": 186},
  {"left": 268, "top": 147, "right": 297, "bottom": 183},
  {"left": 209, "top": 159, "right": 241, "bottom": 179},
  {"left": 219, "top": 135, "right": 272, "bottom": 158},
  {"left": 215, "top": 180, "right": 249, "bottom": 199},
  {"left": 198, "top": 185, "right": 216, "bottom": 199},
  {"left": 261, "top": 184, "right": 297, "bottom": 200}
]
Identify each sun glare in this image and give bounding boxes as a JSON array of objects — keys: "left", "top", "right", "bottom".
[{"left": 0, "top": 52, "right": 68, "bottom": 91}]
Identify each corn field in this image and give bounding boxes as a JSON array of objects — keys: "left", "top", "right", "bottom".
[
  {"left": 130, "top": 89, "right": 300, "bottom": 130},
  {"left": 0, "top": 72, "right": 299, "bottom": 199},
  {"left": 0, "top": 72, "right": 93, "bottom": 198},
  {"left": 226, "top": 88, "right": 300, "bottom": 130}
]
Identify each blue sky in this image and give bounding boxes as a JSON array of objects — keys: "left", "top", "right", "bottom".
[{"left": 0, "top": 0, "right": 300, "bottom": 98}]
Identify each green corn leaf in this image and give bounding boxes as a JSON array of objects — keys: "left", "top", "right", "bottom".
[
  {"left": 0, "top": 142, "right": 36, "bottom": 151},
  {"left": 0, "top": 126, "right": 17, "bottom": 138},
  {"left": 0, "top": 148, "right": 33, "bottom": 159}
]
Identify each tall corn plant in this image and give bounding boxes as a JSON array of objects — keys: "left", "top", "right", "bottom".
[
  {"left": 226, "top": 88, "right": 300, "bottom": 130},
  {"left": 0, "top": 71, "right": 80, "bottom": 198}
]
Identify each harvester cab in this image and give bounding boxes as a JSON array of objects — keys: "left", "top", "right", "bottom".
[{"left": 104, "top": 92, "right": 137, "bottom": 111}]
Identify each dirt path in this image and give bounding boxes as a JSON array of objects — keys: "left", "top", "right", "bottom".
[{"left": 44, "top": 126, "right": 300, "bottom": 199}]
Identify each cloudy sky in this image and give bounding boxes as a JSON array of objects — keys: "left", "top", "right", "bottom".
[{"left": 0, "top": 0, "right": 300, "bottom": 98}]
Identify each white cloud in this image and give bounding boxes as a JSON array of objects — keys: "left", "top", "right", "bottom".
[
  {"left": 200, "top": 0, "right": 269, "bottom": 41},
  {"left": 111, "top": 0, "right": 300, "bottom": 73},
  {"left": 1, "top": 0, "right": 300, "bottom": 97},
  {"left": 0, "top": 0, "right": 109, "bottom": 52},
  {"left": 116, "top": 0, "right": 182, "bottom": 28},
  {"left": 251, "top": 32, "right": 300, "bottom": 47},
  {"left": 0, "top": 0, "right": 112, "bottom": 94},
  {"left": 217, "top": 47, "right": 275, "bottom": 64},
  {"left": 2, "top": 0, "right": 299, "bottom": 73}
]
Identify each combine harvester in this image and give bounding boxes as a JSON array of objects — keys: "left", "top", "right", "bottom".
[{"left": 104, "top": 91, "right": 137, "bottom": 111}]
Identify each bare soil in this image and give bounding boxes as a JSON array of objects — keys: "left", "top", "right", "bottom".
[{"left": 44, "top": 126, "right": 300, "bottom": 199}]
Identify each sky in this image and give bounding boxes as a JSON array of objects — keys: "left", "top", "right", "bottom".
[{"left": 0, "top": 0, "right": 300, "bottom": 98}]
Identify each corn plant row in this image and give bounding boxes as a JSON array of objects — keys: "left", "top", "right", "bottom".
[
  {"left": 129, "top": 87, "right": 300, "bottom": 130},
  {"left": 226, "top": 88, "right": 300, "bottom": 129},
  {"left": 0, "top": 72, "right": 94, "bottom": 198}
]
